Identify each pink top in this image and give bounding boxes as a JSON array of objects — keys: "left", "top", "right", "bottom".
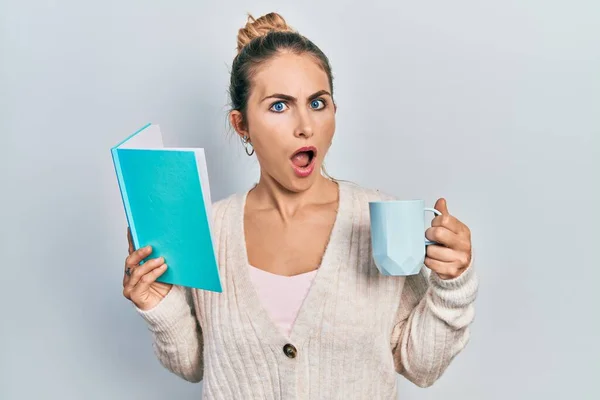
[{"left": 248, "top": 265, "right": 318, "bottom": 337}]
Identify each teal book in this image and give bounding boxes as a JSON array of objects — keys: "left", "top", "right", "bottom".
[{"left": 111, "top": 123, "right": 222, "bottom": 292}]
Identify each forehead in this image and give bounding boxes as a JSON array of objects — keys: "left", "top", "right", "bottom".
[{"left": 250, "top": 52, "right": 330, "bottom": 98}]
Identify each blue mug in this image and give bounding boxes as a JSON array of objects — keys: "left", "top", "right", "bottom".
[{"left": 369, "top": 200, "right": 441, "bottom": 276}]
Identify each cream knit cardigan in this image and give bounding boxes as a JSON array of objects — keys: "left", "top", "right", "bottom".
[{"left": 136, "top": 181, "right": 479, "bottom": 399}]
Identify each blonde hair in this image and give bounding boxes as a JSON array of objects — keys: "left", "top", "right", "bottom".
[{"left": 236, "top": 13, "right": 296, "bottom": 54}]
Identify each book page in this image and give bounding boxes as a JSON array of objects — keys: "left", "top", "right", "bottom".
[{"left": 194, "top": 148, "right": 213, "bottom": 219}]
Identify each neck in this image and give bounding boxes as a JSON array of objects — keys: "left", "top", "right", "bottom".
[{"left": 249, "top": 172, "right": 337, "bottom": 219}]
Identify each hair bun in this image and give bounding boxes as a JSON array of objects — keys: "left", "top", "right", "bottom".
[{"left": 236, "top": 12, "right": 295, "bottom": 53}]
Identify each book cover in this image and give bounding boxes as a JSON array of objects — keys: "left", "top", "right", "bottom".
[{"left": 111, "top": 123, "right": 222, "bottom": 292}]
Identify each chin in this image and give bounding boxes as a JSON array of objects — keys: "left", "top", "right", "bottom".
[{"left": 280, "top": 168, "right": 321, "bottom": 193}]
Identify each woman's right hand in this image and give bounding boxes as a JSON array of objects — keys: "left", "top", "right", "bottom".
[{"left": 122, "top": 227, "right": 172, "bottom": 311}]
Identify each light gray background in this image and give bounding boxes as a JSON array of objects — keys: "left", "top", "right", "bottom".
[{"left": 1, "top": 1, "right": 598, "bottom": 399}]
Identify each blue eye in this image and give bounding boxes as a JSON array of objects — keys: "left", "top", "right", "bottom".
[
  {"left": 310, "top": 99, "right": 325, "bottom": 110},
  {"left": 270, "top": 101, "right": 287, "bottom": 113}
]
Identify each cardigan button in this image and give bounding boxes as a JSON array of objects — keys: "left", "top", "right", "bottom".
[{"left": 283, "top": 343, "right": 297, "bottom": 359}]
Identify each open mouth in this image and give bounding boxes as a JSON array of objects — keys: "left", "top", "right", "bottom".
[{"left": 291, "top": 146, "right": 317, "bottom": 169}]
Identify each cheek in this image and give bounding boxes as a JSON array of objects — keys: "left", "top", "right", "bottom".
[
  {"left": 316, "top": 111, "right": 336, "bottom": 142},
  {"left": 249, "top": 113, "right": 291, "bottom": 156}
]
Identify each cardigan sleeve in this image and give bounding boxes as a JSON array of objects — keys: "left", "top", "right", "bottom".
[
  {"left": 134, "top": 284, "right": 204, "bottom": 383},
  {"left": 390, "top": 257, "right": 478, "bottom": 387},
  {"left": 372, "top": 187, "right": 479, "bottom": 386},
  {"left": 130, "top": 198, "right": 231, "bottom": 383}
]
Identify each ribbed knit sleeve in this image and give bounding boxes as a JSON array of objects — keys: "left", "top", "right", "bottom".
[
  {"left": 135, "top": 284, "right": 204, "bottom": 382},
  {"left": 132, "top": 199, "right": 231, "bottom": 384},
  {"left": 390, "top": 257, "right": 478, "bottom": 387}
]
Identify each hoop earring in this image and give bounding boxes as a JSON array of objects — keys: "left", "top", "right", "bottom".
[{"left": 242, "top": 135, "right": 254, "bottom": 156}]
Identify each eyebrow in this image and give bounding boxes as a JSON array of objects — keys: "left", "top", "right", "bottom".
[{"left": 261, "top": 90, "right": 332, "bottom": 103}]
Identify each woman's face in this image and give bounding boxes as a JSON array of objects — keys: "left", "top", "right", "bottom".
[{"left": 231, "top": 52, "right": 336, "bottom": 193}]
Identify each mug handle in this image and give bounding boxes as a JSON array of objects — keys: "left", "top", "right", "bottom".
[{"left": 424, "top": 207, "right": 442, "bottom": 246}]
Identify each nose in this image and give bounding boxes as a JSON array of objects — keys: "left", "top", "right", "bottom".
[{"left": 293, "top": 108, "right": 314, "bottom": 139}]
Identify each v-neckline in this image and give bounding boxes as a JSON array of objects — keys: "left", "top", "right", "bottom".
[
  {"left": 230, "top": 180, "right": 352, "bottom": 346},
  {"left": 248, "top": 263, "right": 319, "bottom": 279}
]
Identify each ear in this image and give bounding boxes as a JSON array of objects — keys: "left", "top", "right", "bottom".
[{"left": 229, "top": 110, "right": 248, "bottom": 139}]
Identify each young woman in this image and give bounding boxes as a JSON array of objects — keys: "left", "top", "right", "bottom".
[{"left": 121, "top": 12, "right": 478, "bottom": 399}]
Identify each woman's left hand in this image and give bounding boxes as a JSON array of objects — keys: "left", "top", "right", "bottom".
[{"left": 424, "top": 198, "right": 472, "bottom": 280}]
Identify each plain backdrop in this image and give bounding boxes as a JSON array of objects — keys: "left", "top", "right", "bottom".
[{"left": 1, "top": 1, "right": 598, "bottom": 399}]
